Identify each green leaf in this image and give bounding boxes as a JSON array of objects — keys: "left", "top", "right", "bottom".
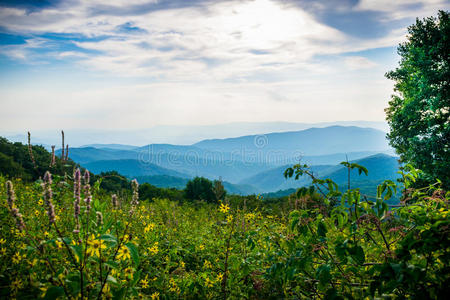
[
  {"left": 100, "top": 234, "right": 118, "bottom": 245},
  {"left": 317, "top": 222, "right": 327, "bottom": 238},
  {"left": 126, "top": 242, "right": 139, "bottom": 267},
  {"left": 44, "top": 286, "right": 65, "bottom": 300}
]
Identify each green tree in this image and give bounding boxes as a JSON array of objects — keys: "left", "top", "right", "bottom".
[
  {"left": 184, "top": 176, "right": 216, "bottom": 203},
  {"left": 213, "top": 178, "right": 226, "bottom": 202},
  {"left": 385, "top": 10, "right": 449, "bottom": 188}
]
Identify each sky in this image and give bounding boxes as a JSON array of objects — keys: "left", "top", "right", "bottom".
[{"left": 0, "top": 0, "right": 448, "bottom": 132}]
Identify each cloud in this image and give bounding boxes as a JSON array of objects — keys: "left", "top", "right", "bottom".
[
  {"left": 344, "top": 56, "right": 377, "bottom": 70},
  {"left": 0, "top": 0, "right": 438, "bottom": 132}
]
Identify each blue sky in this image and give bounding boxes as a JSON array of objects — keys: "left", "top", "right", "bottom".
[{"left": 0, "top": 0, "right": 448, "bottom": 131}]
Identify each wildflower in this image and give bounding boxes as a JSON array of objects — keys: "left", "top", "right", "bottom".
[
  {"left": 203, "top": 260, "right": 212, "bottom": 269},
  {"left": 11, "top": 278, "right": 23, "bottom": 292},
  {"left": 198, "top": 244, "right": 205, "bottom": 251},
  {"left": 204, "top": 277, "right": 214, "bottom": 288},
  {"left": 87, "top": 235, "right": 106, "bottom": 257},
  {"left": 117, "top": 245, "right": 131, "bottom": 261},
  {"left": 144, "top": 223, "right": 155, "bottom": 233},
  {"left": 35, "top": 210, "right": 39, "bottom": 217},
  {"left": 43, "top": 172, "right": 55, "bottom": 224},
  {"left": 150, "top": 292, "right": 160, "bottom": 300},
  {"left": 141, "top": 278, "right": 149, "bottom": 288},
  {"left": 226, "top": 215, "right": 233, "bottom": 223},
  {"left": 96, "top": 211, "right": 103, "bottom": 225},
  {"left": 123, "top": 267, "right": 134, "bottom": 279},
  {"left": 216, "top": 273, "right": 223, "bottom": 282},
  {"left": 73, "top": 168, "right": 81, "bottom": 233},
  {"left": 245, "top": 213, "right": 255, "bottom": 221},
  {"left": 12, "top": 252, "right": 22, "bottom": 264},
  {"left": 0, "top": 248, "right": 6, "bottom": 255},
  {"left": 219, "top": 203, "right": 230, "bottom": 213},
  {"left": 0, "top": 238, "right": 5, "bottom": 245},
  {"left": 180, "top": 261, "right": 185, "bottom": 268},
  {"left": 131, "top": 179, "right": 139, "bottom": 206},
  {"left": 50, "top": 145, "right": 56, "bottom": 167},
  {"left": 148, "top": 242, "right": 159, "bottom": 255},
  {"left": 111, "top": 194, "right": 118, "bottom": 209},
  {"left": 38, "top": 199, "right": 44, "bottom": 206}
]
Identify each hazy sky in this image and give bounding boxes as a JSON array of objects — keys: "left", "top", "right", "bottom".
[{"left": 0, "top": 0, "right": 448, "bottom": 131}]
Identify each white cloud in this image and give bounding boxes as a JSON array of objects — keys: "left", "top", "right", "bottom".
[
  {"left": 344, "top": 56, "right": 377, "bottom": 70},
  {"left": 0, "top": 0, "right": 413, "bottom": 131},
  {"left": 355, "top": 0, "right": 449, "bottom": 21}
]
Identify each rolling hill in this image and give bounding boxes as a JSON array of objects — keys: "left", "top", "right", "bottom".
[{"left": 240, "top": 154, "right": 401, "bottom": 193}]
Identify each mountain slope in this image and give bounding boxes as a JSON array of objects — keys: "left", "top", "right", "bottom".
[
  {"left": 240, "top": 154, "right": 400, "bottom": 193},
  {"left": 194, "top": 126, "right": 391, "bottom": 159},
  {"left": 83, "top": 159, "right": 190, "bottom": 178}
]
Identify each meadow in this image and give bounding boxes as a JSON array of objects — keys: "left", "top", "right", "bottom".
[{"left": 0, "top": 162, "right": 448, "bottom": 299}]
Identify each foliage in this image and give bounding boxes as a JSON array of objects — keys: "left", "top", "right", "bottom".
[
  {"left": 0, "top": 137, "right": 77, "bottom": 181},
  {"left": 139, "top": 183, "right": 184, "bottom": 202},
  {"left": 0, "top": 160, "right": 448, "bottom": 299},
  {"left": 385, "top": 10, "right": 450, "bottom": 188},
  {"left": 184, "top": 177, "right": 217, "bottom": 203}
]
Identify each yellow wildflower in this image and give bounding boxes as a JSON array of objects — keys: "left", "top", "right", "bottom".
[
  {"left": 203, "top": 260, "right": 212, "bottom": 269},
  {"left": 38, "top": 199, "right": 44, "bottom": 206},
  {"left": 144, "top": 223, "right": 155, "bottom": 233},
  {"left": 141, "top": 278, "right": 149, "bottom": 288},
  {"left": 219, "top": 203, "right": 230, "bottom": 213},
  {"left": 216, "top": 273, "right": 223, "bottom": 282},
  {"left": 11, "top": 278, "right": 23, "bottom": 292},
  {"left": 0, "top": 238, "right": 5, "bottom": 245},
  {"left": 0, "top": 248, "right": 6, "bottom": 255},
  {"left": 54, "top": 239, "right": 63, "bottom": 249},
  {"left": 148, "top": 242, "right": 159, "bottom": 255},
  {"left": 198, "top": 244, "right": 205, "bottom": 251},
  {"left": 117, "top": 245, "right": 131, "bottom": 261},
  {"left": 151, "top": 292, "right": 160, "bottom": 300},
  {"left": 226, "top": 215, "right": 233, "bottom": 223},
  {"left": 204, "top": 277, "right": 214, "bottom": 288},
  {"left": 87, "top": 236, "right": 106, "bottom": 257},
  {"left": 12, "top": 252, "right": 22, "bottom": 264}
]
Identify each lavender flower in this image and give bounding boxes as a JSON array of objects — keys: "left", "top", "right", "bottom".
[
  {"left": 43, "top": 171, "right": 55, "bottom": 224},
  {"left": 50, "top": 145, "right": 56, "bottom": 167},
  {"left": 131, "top": 179, "right": 139, "bottom": 206},
  {"left": 6, "top": 180, "right": 15, "bottom": 210},
  {"left": 73, "top": 168, "right": 81, "bottom": 233},
  {"left": 6, "top": 181, "right": 25, "bottom": 230},
  {"left": 27, "top": 131, "right": 37, "bottom": 168},
  {"left": 111, "top": 194, "right": 118, "bottom": 209},
  {"left": 96, "top": 211, "right": 103, "bottom": 225}
]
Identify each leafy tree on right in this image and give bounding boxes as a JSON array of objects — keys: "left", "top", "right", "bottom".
[{"left": 385, "top": 10, "right": 449, "bottom": 188}]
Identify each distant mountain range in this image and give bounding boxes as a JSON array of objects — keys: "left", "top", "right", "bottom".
[
  {"left": 2, "top": 120, "right": 388, "bottom": 146},
  {"left": 48, "top": 125, "right": 399, "bottom": 196}
]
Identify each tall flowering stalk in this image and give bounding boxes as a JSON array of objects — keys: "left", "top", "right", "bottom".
[
  {"left": 50, "top": 145, "right": 56, "bottom": 167},
  {"left": 27, "top": 131, "right": 37, "bottom": 168},
  {"left": 111, "top": 194, "right": 118, "bottom": 209},
  {"left": 6, "top": 181, "right": 25, "bottom": 230},
  {"left": 131, "top": 179, "right": 139, "bottom": 206},
  {"left": 84, "top": 170, "right": 91, "bottom": 213},
  {"left": 65, "top": 144, "right": 69, "bottom": 161},
  {"left": 73, "top": 168, "right": 81, "bottom": 233},
  {"left": 61, "top": 130, "right": 65, "bottom": 161},
  {"left": 43, "top": 171, "right": 56, "bottom": 224}
]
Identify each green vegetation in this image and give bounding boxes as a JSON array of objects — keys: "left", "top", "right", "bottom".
[{"left": 385, "top": 10, "right": 449, "bottom": 188}]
